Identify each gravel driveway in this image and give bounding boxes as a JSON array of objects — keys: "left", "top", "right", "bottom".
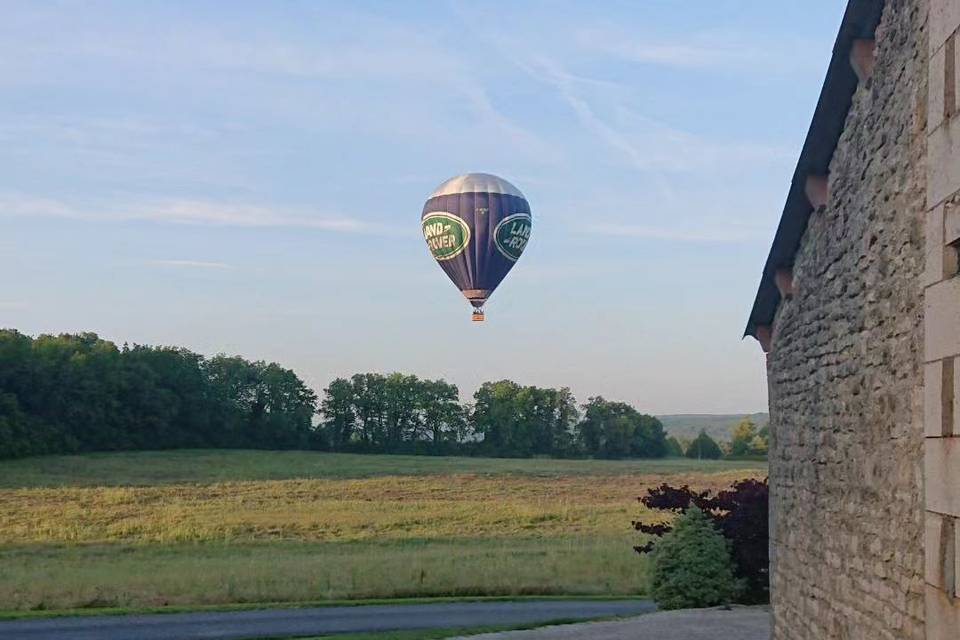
[{"left": 448, "top": 605, "right": 770, "bottom": 640}]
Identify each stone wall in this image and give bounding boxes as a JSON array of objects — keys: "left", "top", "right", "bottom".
[
  {"left": 766, "top": 2, "right": 928, "bottom": 639},
  {"left": 923, "top": 0, "right": 960, "bottom": 636}
]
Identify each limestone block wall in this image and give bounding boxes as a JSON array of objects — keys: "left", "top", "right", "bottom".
[
  {"left": 924, "top": 0, "right": 960, "bottom": 636},
  {"left": 766, "top": 1, "right": 928, "bottom": 638}
]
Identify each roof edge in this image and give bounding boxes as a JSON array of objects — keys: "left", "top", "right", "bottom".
[{"left": 744, "top": 0, "right": 886, "bottom": 338}]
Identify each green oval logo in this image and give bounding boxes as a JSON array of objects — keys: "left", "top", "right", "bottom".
[
  {"left": 423, "top": 212, "right": 470, "bottom": 261},
  {"left": 494, "top": 213, "right": 532, "bottom": 261}
]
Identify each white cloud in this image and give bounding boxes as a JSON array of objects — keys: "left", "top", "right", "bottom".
[
  {"left": 127, "top": 200, "right": 378, "bottom": 232},
  {"left": 0, "top": 11, "right": 553, "bottom": 234},
  {"left": 518, "top": 55, "right": 791, "bottom": 174},
  {"left": 0, "top": 12, "right": 459, "bottom": 81},
  {"left": 586, "top": 223, "right": 755, "bottom": 244},
  {"left": 447, "top": 15, "right": 791, "bottom": 185},
  {"left": 532, "top": 57, "right": 650, "bottom": 170},
  {"left": 148, "top": 260, "right": 231, "bottom": 270},
  {"left": 0, "top": 192, "right": 392, "bottom": 234},
  {"left": 575, "top": 28, "right": 825, "bottom": 73}
]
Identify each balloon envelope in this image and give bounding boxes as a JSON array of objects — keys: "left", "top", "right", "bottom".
[{"left": 421, "top": 173, "right": 532, "bottom": 311}]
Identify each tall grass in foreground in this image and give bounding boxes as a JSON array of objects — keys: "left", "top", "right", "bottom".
[
  {"left": 0, "top": 451, "right": 764, "bottom": 613},
  {"left": 0, "top": 538, "right": 649, "bottom": 611}
]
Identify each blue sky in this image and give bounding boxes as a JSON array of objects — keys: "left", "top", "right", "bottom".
[{"left": 0, "top": 1, "right": 846, "bottom": 414}]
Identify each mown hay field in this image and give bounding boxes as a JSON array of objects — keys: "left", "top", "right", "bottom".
[{"left": 0, "top": 450, "right": 765, "bottom": 613}]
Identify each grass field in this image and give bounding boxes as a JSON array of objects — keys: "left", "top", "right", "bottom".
[
  {"left": 0, "top": 450, "right": 765, "bottom": 613},
  {"left": 0, "top": 449, "right": 764, "bottom": 487}
]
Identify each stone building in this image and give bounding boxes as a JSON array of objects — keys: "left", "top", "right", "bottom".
[{"left": 745, "top": 0, "right": 960, "bottom": 637}]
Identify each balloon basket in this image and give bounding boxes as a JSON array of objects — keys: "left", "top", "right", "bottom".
[{"left": 471, "top": 309, "right": 485, "bottom": 322}]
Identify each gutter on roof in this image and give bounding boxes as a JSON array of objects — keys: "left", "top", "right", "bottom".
[{"left": 744, "top": 0, "right": 886, "bottom": 339}]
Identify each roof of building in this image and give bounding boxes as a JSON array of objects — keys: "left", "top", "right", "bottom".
[{"left": 744, "top": 0, "right": 885, "bottom": 338}]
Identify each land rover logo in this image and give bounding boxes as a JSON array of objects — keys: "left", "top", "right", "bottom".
[
  {"left": 422, "top": 212, "right": 470, "bottom": 261},
  {"left": 494, "top": 213, "right": 532, "bottom": 261}
]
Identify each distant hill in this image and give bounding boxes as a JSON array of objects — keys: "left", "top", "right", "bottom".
[{"left": 656, "top": 413, "right": 769, "bottom": 443}]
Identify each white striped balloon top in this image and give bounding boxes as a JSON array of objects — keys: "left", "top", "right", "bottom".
[{"left": 428, "top": 173, "right": 525, "bottom": 199}]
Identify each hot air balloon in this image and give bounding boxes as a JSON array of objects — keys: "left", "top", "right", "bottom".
[{"left": 421, "top": 173, "right": 532, "bottom": 321}]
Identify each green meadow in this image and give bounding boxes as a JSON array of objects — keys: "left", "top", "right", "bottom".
[{"left": 0, "top": 450, "right": 764, "bottom": 613}]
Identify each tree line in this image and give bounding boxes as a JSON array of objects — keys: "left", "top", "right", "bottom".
[
  {"left": 0, "top": 330, "right": 318, "bottom": 459},
  {"left": 320, "top": 375, "right": 670, "bottom": 458},
  {"left": 0, "top": 329, "right": 764, "bottom": 461}
]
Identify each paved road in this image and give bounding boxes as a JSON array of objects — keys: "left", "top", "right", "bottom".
[
  {"left": 0, "top": 600, "right": 657, "bottom": 640},
  {"left": 449, "top": 605, "right": 770, "bottom": 640}
]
